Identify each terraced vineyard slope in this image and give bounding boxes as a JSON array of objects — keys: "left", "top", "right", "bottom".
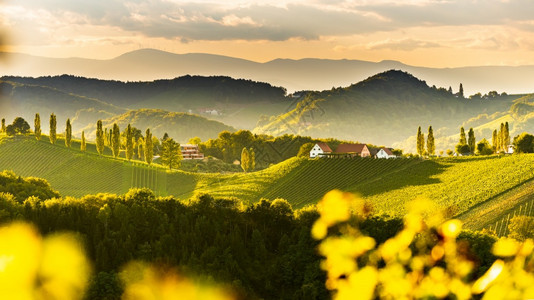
[
  {"left": 0, "top": 136, "right": 196, "bottom": 198},
  {"left": 356, "top": 155, "right": 534, "bottom": 217}
]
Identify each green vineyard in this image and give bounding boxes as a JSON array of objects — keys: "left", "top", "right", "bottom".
[
  {"left": 260, "top": 157, "right": 420, "bottom": 208},
  {"left": 358, "top": 155, "right": 534, "bottom": 216},
  {"left": 4, "top": 135, "right": 534, "bottom": 227}
]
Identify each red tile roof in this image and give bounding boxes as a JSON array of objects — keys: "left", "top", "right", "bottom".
[
  {"left": 336, "top": 143, "right": 368, "bottom": 154},
  {"left": 382, "top": 147, "right": 395, "bottom": 156},
  {"left": 316, "top": 142, "right": 332, "bottom": 152}
]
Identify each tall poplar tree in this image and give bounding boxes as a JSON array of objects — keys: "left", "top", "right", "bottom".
[
  {"left": 459, "top": 83, "right": 464, "bottom": 98},
  {"left": 416, "top": 126, "right": 425, "bottom": 156},
  {"left": 111, "top": 123, "right": 120, "bottom": 158},
  {"left": 65, "top": 118, "right": 72, "bottom": 148},
  {"left": 49, "top": 113, "right": 57, "bottom": 144},
  {"left": 491, "top": 129, "right": 499, "bottom": 152},
  {"left": 249, "top": 147, "right": 256, "bottom": 171},
  {"left": 427, "top": 126, "right": 435, "bottom": 156},
  {"left": 96, "top": 120, "right": 105, "bottom": 155},
  {"left": 1, "top": 118, "right": 5, "bottom": 133},
  {"left": 34, "top": 113, "right": 41, "bottom": 140},
  {"left": 499, "top": 123, "right": 505, "bottom": 152},
  {"left": 241, "top": 147, "right": 250, "bottom": 172},
  {"left": 459, "top": 127, "right": 466, "bottom": 145},
  {"left": 137, "top": 137, "right": 144, "bottom": 161},
  {"left": 145, "top": 129, "right": 153, "bottom": 165},
  {"left": 81, "top": 131, "right": 86, "bottom": 152},
  {"left": 468, "top": 128, "right": 476, "bottom": 153},
  {"left": 104, "top": 128, "right": 109, "bottom": 147},
  {"left": 126, "top": 124, "right": 133, "bottom": 161},
  {"left": 504, "top": 122, "right": 510, "bottom": 151}
]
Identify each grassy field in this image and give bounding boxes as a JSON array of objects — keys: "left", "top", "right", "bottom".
[{"left": 4, "top": 135, "right": 534, "bottom": 228}]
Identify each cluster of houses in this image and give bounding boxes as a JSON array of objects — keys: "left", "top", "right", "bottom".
[{"left": 309, "top": 142, "right": 397, "bottom": 159}]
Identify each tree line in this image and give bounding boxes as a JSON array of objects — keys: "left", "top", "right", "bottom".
[
  {"left": 416, "top": 122, "right": 512, "bottom": 156},
  {"left": 0, "top": 170, "right": 504, "bottom": 300},
  {"left": 0, "top": 114, "right": 183, "bottom": 170}
]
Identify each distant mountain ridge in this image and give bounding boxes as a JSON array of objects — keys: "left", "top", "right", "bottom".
[{"left": 3, "top": 49, "right": 534, "bottom": 95}]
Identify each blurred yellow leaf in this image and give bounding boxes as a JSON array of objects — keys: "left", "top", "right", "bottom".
[{"left": 492, "top": 238, "right": 520, "bottom": 257}]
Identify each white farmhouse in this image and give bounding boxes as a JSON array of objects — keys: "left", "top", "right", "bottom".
[
  {"left": 376, "top": 148, "right": 396, "bottom": 159},
  {"left": 506, "top": 145, "right": 514, "bottom": 154},
  {"left": 310, "top": 142, "right": 332, "bottom": 158}
]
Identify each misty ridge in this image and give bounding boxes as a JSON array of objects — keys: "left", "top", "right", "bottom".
[{"left": 2, "top": 65, "right": 534, "bottom": 154}]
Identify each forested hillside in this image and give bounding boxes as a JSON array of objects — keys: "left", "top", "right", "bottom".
[
  {"left": 0, "top": 80, "right": 125, "bottom": 132},
  {"left": 2, "top": 75, "right": 290, "bottom": 130},
  {"left": 254, "top": 70, "right": 522, "bottom": 150}
]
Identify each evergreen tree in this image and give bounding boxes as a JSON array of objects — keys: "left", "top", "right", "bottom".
[
  {"left": 499, "top": 123, "right": 505, "bottom": 152},
  {"left": 249, "top": 147, "right": 256, "bottom": 171},
  {"left": 104, "top": 128, "right": 109, "bottom": 147},
  {"left": 504, "top": 122, "right": 510, "bottom": 151},
  {"left": 137, "top": 137, "right": 144, "bottom": 161},
  {"left": 241, "top": 147, "right": 250, "bottom": 172},
  {"left": 65, "top": 118, "right": 72, "bottom": 148},
  {"left": 459, "top": 127, "right": 466, "bottom": 145},
  {"left": 448, "top": 86, "right": 453, "bottom": 94},
  {"left": 459, "top": 83, "right": 464, "bottom": 98},
  {"left": 145, "top": 129, "right": 153, "bottom": 165},
  {"left": 492, "top": 129, "right": 498, "bottom": 152},
  {"left": 96, "top": 120, "right": 105, "bottom": 155},
  {"left": 416, "top": 126, "right": 425, "bottom": 156},
  {"left": 126, "top": 124, "right": 133, "bottom": 161},
  {"left": 34, "top": 113, "right": 41, "bottom": 140},
  {"left": 111, "top": 123, "right": 120, "bottom": 158},
  {"left": 1, "top": 118, "right": 5, "bottom": 133},
  {"left": 81, "top": 131, "right": 86, "bottom": 152},
  {"left": 468, "top": 128, "right": 476, "bottom": 153},
  {"left": 49, "top": 113, "right": 57, "bottom": 144},
  {"left": 161, "top": 138, "right": 182, "bottom": 170},
  {"left": 427, "top": 126, "right": 435, "bottom": 156}
]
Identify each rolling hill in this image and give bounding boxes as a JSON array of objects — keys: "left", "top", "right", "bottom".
[
  {"left": 80, "top": 109, "right": 236, "bottom": 143},
  {"left": 3, "top": 135, "right": 534, "bottom": 230},
  {"left": 254, "top": 70, "right": 523, "bottom": 148}
]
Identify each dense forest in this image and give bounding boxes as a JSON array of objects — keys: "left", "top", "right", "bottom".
[{"left": 1, "top": 75, "right": 288, "bottom": 107}]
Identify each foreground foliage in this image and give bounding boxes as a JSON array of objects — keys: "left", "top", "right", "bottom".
[{"left": 314, "top": 190, "right": 534, "bottom": 299}]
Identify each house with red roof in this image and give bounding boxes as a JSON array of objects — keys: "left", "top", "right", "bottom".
[
  {"left": 335, "top": 143, "right": 371, "bottom": 158},
  {"left": 309, "top": 142, "right": 332, "bottom": 158}
]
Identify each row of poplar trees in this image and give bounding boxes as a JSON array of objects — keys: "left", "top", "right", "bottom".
[
  {"left": 33, "top": 113, "right": 159, "bottom": 165},
  {"left": 416, "top": 122, "right": 510, "bottom": 156},
  {"left": 34, "top": 113, "right": 82, "bottom": 150},
  {"left": 416, "top": 126, "right": 435, "bottom": 156}
]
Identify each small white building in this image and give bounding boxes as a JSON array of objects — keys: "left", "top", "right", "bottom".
[
  {"left": 506, "top": 145, "right": 514, "bottom": 154},
  {"left": 310, "top": 142, "right": 332, "bottom": 158},
  {"left": 376, "top": 148, "right": 396, "bottom": 159}
]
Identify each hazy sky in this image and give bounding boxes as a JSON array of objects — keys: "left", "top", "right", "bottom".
[{"left": 1, "top": 0, "right": 533, "bottom": 67}]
